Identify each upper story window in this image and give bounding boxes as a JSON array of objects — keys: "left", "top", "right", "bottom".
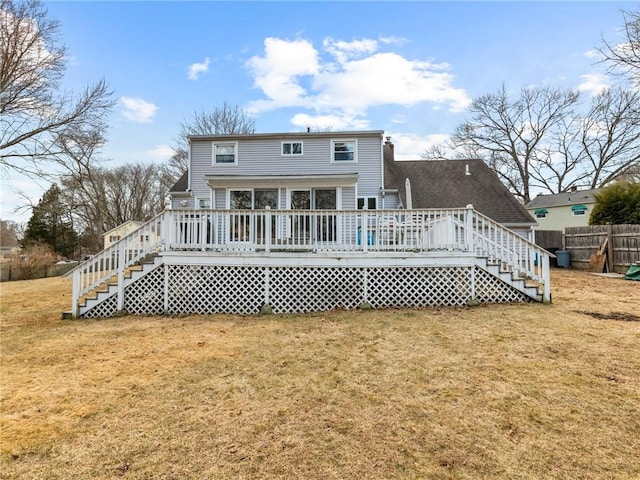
[
  {"left": 198, "top": 198, "right": 211, "bottom": 209},
  {"left": 109, "top": 235, "right": 120, "bottom": 243},
  {"left": 282, "top": 141, "right": 303, "bottom": 156},
  {"left": 213, "top": 142, "right": 237, "bottom": 165},
  {"left": 332, "top": 140, "right": 356, "bottom": 162},
  {"left": 534, "top": 209, "right": 548, "bottom": 219},
  {"left": 572, "top": 205, "right": 587, "bottom": 216}
]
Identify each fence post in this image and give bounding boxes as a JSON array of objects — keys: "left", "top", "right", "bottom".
[{"left": 606, "top": 223, "right": 614, "bottom": 272}]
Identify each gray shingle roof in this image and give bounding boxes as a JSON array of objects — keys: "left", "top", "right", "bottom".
[
  {"left": 384, "top": 146, "right": 535, "bottom": 226},
  {"left": 525, "top": 189, "right": 600, "bottom": 209},
  {"left": 169, "top": 171, "right": 188, "bottom": 193}
]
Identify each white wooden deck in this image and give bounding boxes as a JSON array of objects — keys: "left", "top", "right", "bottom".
[{"left": 67, "top": 207, "right": 552, "bottom": 318}]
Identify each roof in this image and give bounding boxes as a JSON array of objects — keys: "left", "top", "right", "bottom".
[
  {"left": 187, "top": 130, "right": 384, "bottom": 141},
  {"left": 169, "top": 171, "right": 188, "bottom": 193},
  {"left": 525, "top": 189, "right": 600, "bottom": 209},
  {"left": 384, "top": 146, "right": 535, "bottom": 226}
]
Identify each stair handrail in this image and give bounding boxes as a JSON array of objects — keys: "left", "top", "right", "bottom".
[
  {"left": 68, "top": 212, "right": 166, "bottom": 314},
  {"left": 470, "top": 208, "right": 553, "bottom": 301}
]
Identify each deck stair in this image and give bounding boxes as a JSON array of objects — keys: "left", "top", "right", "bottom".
[
  {"left": 78, "top": 254, "right": 162, "bottom": 314},
  {"left": 476, "top": 257, "right": 543, "bottom": 302}
]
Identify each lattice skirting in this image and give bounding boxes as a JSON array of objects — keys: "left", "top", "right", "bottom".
[{"left": 81, "top": 264, "right": 530, "bottom": 318}]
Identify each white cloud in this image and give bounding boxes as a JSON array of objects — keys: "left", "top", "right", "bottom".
[
  {"left": 187, "top": 57, "right": 210, "bottom": 80},
  {"left": 290, "top": 112, "right": 370, "bottom": 131},
  {"left": 577, "top": 73, "right": 610, "bottom": 95},
  {"left": 246, "top": 36, "right": 471, "bottom": 123},
  {"left": 388, "top": 132, "right": 452, "bottom": 160},
  {"left": 120, "top": 96, "right": 158, "bottom": 123},
  {"left": 246, "top": 37, "right": 319, "bottom": 110},
  {"left": 584, "top": 49, "right": 600, "bottom": 59},
  {"left": 144, "top": 144, "right": 175, "bottom": 161},
  {"left": 323, "top": 37, "right": 378, "bottom": 64}
]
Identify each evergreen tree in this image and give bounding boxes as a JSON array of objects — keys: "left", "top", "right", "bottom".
[
  {"left": 589, "top": 182, "right": 640, "bottom": 225},
  {"left": 23, "top": 185, "right": 78, "bottom": 257}
]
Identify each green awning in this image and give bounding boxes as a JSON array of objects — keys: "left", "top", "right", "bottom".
[
  {"left": 534, "top": 208, "right": 548, "bottom": 214},
  {"left": 571, "top": 204, "right": 587, "bottom": 211}
]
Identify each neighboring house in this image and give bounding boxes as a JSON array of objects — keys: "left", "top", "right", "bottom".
[
  {"left": 525, "top": 188, "right": 599, "bottom": 232},
  {"left": 67, "top": 130, "right": 553, "bottom": 319},
  {"left": 103, "top": 221, "right": 144, "bottom": 250},
  {"left": 383, "top": 142, "right": 536, "bottom": 239}
]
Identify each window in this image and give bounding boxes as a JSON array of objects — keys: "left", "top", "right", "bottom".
[
  {"left": 139, "top": 234, "right": 149, "bottom": 242},
  {"left": 197, "top": 198, "right": 211, "bottom": 209},
  {"left": 358, "top": 197, "right": 377, "bottom": 210},
  {"left": 109, "top": 235, "right": 120, "bottom": 242},
  {"left": 213, "top": 142, "right": 237, "bottom": 165},
  {"left": 282, "top": 141, "right": 303, "bottom": 156},
  {"left": 332, "top": 140, "right": 356, "bottom": 162},
  {"left": 572, "top": 204, "right": 587, "bottom": 216},
  {"left": 534, "top": 208, "right": 548, "bottom": 219}
]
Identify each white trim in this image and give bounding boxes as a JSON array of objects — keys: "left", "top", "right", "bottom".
[
  {"left": 331, "top": 139, "right": 358, "bottom": 163},
  {"left": 206, "top": 174, "right": 358, "bottom": 189}
]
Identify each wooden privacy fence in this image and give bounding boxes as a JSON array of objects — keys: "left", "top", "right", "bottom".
[{"left": 564, "top": 225, "right": 640, "bottom": 273}]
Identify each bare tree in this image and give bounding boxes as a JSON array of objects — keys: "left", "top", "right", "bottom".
[
  {"left": 168, "top": 101, "right": 256, "bottom": 179},
  {"left": 598, "top": 9, "right": 640, "bottom": 85},
  {"left": 580, "top": 87, "right": 640, "bottom": 187},
  {"left": 61, "top": 162, "right": 168, "bottom": 252},
  {"left": 451, "top": 84, "right": 580, "bottom": 203},
  {"left": 0, "top": 0, "right": 114, "bottom": 178}
]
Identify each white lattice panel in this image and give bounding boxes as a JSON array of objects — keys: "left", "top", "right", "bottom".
[
  {"left": 79, "top": 261, "right": 534, "bottom": 318},
  {"left": 367, "top": 266, "right": 471, "bottom": 308},
  {"left": 269, "top": 267, "right": 364, "bottom": 313},
  {"left": 125, "top": 265, "right": 164, "bottom": 315},
  {"left": 167, "top": 265, "right": 265, "bottom": 315},
  {"left": 474, "top": 267, "right": 529, "bottom": 304},
  {"left": 81, "top": 293, "right": 118, "bottom": 319}
]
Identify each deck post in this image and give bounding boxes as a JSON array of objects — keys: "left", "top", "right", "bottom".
[
  {"left": 116, "top": 240, "right": 125, "bottom": 311},
  {"left": 163, "top": 262, "right": 169, "bottom": 314},
  {"left": 265, "top": 207, "right": 272, "bottom": 253},
  {"left": 361, "top": 207, "right": 368, "bottom": 253},
  {"left": 542, "top": 254, "right": 551, "bottom": 303},
  {"left": 465, "top": 205, "right": 474, "bottom": 252},
  {"left": 72, "top": 268, "right": 80, "bottom": 318}
]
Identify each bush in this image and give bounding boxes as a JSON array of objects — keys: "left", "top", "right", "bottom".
[
  {"left": 590, "top": 182, "right": 640, "bottom": 225},
  {"left": 6, "top": 244, "right": 56, "bottom": 280}
]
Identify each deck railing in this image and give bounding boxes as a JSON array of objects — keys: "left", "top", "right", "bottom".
[{"left": 69, "top": 206, "right": 552, "bottom": 315}]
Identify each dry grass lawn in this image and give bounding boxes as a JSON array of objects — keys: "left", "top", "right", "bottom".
[{"left": 1, "top": 269, "right": 639, "bottom": 479}]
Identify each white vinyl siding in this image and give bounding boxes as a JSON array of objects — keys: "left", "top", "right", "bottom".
[{"left": 190, "top": 133, "right": 383, "bottom": 211}]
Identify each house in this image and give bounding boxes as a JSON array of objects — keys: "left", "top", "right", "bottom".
[
  {"left": 382, "top": 142, "right": 537, "bottom": 239},
  {"left": 525, "top": 188, "right": 599, "bottom": 232},
  {"left": 103, "top": 221, "right": 144, "bottom": 250},
  {"left": 66, "top": 130, "right": 553, "bottom": 319}
]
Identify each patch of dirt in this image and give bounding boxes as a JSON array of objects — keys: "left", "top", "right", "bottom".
[{"left": 574, "top": 311, "right": 640, "bottom": 322}]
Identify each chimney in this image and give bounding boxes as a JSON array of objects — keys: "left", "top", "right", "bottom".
[{"left": 384, "top": 136, "right": 394, "bottom": 150}]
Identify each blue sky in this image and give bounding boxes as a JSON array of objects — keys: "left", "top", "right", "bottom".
[{"left": 1, "top": 0, "right": 634, "bottom": 223}]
